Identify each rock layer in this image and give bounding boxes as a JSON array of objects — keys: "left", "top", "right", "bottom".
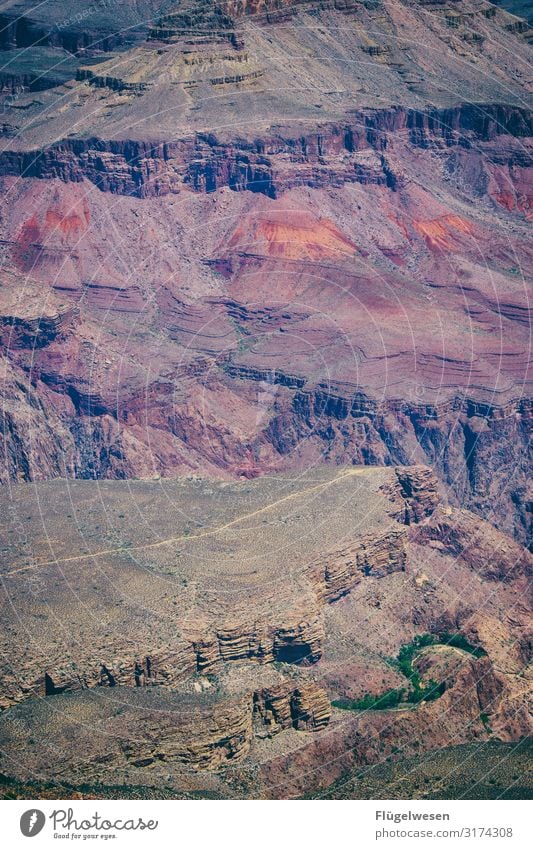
[
  {"left": 1, "top": 103, "right": 531, "bottom": 199},
  {"left": 0, "top": 0, "right": 532, "bottom": 548},
  {"left": 0, "top": 465, "right": 433, "bottom": 709},
  {"left": 0, "top": 466, "right": 531, "bottom": 793}
]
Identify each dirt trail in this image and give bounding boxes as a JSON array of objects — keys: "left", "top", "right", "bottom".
[{"left": 4, "top": 467, "right": 371, "bottom": 573}]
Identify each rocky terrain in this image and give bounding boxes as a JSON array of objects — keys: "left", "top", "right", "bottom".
[
  {"left": 0, "top": 465, "right": 531, "bottom": 797},
  {"left": 1, "top": 738, "right": 531, "bottom": 800},
  {"left": 496, "top": 2, "right": 532, "bottom": 30},
  {"left": 0, "top": 0, "right": 531, "bottom": 547},
  {"left": 0, "top": 0, "right": 531, "bottom": 800},
  {"left": 312, "top": 738, "right": 533, "bottom": 799}
]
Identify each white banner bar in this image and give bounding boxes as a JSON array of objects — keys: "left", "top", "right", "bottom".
[{"left": 2, "top": 799, "right": 530, "bottom": 848}]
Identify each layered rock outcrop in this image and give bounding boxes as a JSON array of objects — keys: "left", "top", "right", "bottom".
[
  {"left": 0, "top": 466, "right": 435, "bottom": 709},
  {"left": 0, "top": 466, "right": 530, "bottom": 793},
  {"left": 254, "top": 680, "right": 331, "bottom": 734},
  {"left": 1, "top": 103, "right": 531, "bottom": 199},
  {"left": 0, "top": 671, "right": 331, "bottom": 775},
  {"left": 414, "top": 506, "right": 533, "bottom": 582},
  {"left": 0, "top": 0, "right": 532, "bottom": 797},
  {"left": 0, "top": 0, "right": 531, "bottom": 549},
  {"left": 307, "top": 526, "right": 408, "bottom": 603},
  {"left": 1, "top": 173, "right": 531, "bottom": 542}
]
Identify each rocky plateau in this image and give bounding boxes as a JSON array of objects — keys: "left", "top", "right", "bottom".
[
  {"left": 0, "top": 464, "right": 531, "bottom": 797},
  {"left": 0, "top": 0, "right": 531, "bottom": 547},
  {"left": 0, "top": 0, "right": 531, "bottom": 800}
]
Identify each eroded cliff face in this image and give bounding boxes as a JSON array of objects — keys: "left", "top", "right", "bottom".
[
  {"left": 253, "top": 655, "right": 512, "bottom": 799},
  {"left": 263, "top": 388, "right": 532, "bottom": 544},
  {"left": 1, "top": 1, "right": 531, "bottom": 548},
  {"left": 1, "top": 103, "right": 531, "bottom": 199},
  {"left": 0, "top": 0, "right": 531, "bottom": 802},
  {"left": 0, "top": 672, "right": 331, "bottom": 775},
  {"left": 1, "top": 150, "right": 531, "bottom": 542},
  {"left": 0, "top": 0, "right": 167, "bottom": 53},
  {"left": 0, "top": 466, "right": 531, "bottom": 792},
  {"left": 0, "top": 465, "right": 426, "bottom": 709}
]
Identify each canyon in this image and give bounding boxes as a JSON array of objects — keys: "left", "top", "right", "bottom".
[
  {"left": 0, "top": 0, "right": 531, "bottom": 799},
  {"left": 0, "top": 1, "right": 531, "bottom": 548},
  {"left": 0, "top": 465, "right": 531, "bottom": 796}
]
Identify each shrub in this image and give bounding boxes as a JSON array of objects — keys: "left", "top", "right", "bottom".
[{"left": 439, "top": 632, "right": 486, "bottom": 657}]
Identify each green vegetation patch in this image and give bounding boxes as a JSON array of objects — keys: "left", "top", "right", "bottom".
[{"left": 333, "top": 632, "right": 484, "bottom": 713}]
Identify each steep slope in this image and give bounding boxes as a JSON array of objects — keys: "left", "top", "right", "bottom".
[
  {"left": 495, "top": 2, "right": 532, "bottom": 28},
  {"left": 0, "top": 465, "right": 531, "bottom": 797},
  {"left": 0, "top": 0, "right": 532, "bottom": 547}
]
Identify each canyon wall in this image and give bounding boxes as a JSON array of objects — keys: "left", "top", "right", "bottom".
[
  {"left": 1, "top": 0, "right": 531, "bottom": 550},
  {"left": 1, "top": 104, "right": 531, "bottom": 198}
]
